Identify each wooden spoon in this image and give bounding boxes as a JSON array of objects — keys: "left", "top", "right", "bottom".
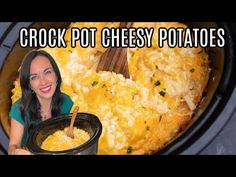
[
  {"left": 96, "top": 22, "right": 133, "bottom": 79},
  {"left": 66, "top": 106, "right": 79, "bottom": 138}
]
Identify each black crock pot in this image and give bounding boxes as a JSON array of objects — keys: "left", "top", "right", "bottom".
[
  {"left": 0, "top": 22, "right": 236, "bottom": 154},
  {"left": 27, "top": 112, "right": 102, "bottom": 155}
]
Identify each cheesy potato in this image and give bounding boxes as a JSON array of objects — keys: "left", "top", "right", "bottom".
[
  {"left": 11, "top": 22, "right": 210, "bottom": 154},
  {"left": 41, "top": 127, "right": 90, "bottom": 151}
]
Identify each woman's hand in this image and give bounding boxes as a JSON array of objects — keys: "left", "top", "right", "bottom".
[
  {"left": 12, "top": 148, "right": 32, "bottom": 155},
  {"left": 8, "top": 119, "right": 33, "bottom": 155},
  {"left": 8, "top": 145, "right": 32, "bottom": 155}
]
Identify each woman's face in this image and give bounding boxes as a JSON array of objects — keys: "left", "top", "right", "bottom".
[{"left": 29, "top": 55, "right": 57, "bottom": 101}]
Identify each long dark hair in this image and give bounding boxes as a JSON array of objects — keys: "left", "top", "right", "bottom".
[{"left": 19, "top": 50, "right": 63, "bottom": 130}]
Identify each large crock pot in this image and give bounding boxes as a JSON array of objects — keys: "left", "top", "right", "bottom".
[
  {"left": 27, "top": 112, "right": 102, "bottom": 155},
  {"left": 0, "top": 22, "right": 236, "bottom": 154}
]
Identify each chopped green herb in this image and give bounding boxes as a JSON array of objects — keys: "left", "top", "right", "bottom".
[
  {"left": 155, "top": 80, "right": 161, "bottom": 86},
  {"left": 159, "top": 90, "right": 166, "bottom": 97},
  {"left": 127, "top": 146, "right": 132, "bottom": 153},
  {"left": 190, "top": 68, "right": 195, "bottom": 73},
  {"left": 92, "top": 81, "right": 98, "bottom": 87}
]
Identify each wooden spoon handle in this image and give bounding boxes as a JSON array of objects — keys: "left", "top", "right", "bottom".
[
  {"left": 119, "top": 22, "right": 133, "bottom": 28},
  {"left": 69, "top": 106, "right": 79, "bottom": 130},
  {"left": 97, "top": 47, "right": 130, "bottom": 78},
  {"left": 96, "top": 22, "right": 133, "bottom": 78}
]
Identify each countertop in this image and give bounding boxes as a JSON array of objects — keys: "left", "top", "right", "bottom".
[{"left": 200, "top": 106, "right": 236, "bottom": 155}]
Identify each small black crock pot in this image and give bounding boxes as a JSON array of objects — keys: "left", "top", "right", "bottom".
[{"left": 26, "top": 112, "right": 102, "bottom": 155}]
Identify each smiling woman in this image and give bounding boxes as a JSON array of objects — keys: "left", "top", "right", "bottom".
[
  {"left": 8, "top": 50, "right": 74, "bottom": 155},
  {"left": 29, "top": 56, "right": 57, "bottom": 103}
]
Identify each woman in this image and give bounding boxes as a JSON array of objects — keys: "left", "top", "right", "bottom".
[{"left": 8, "top": 50, "right": 74, "bottom": 155}]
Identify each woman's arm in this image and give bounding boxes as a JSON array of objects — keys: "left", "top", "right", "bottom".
[{"left": 8, "top": 118, "right": 32, "bottom": 155}]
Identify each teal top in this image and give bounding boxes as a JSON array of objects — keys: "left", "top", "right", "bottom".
[{"left": 9, "top": 92, "right": 74, "bottom": 147}]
